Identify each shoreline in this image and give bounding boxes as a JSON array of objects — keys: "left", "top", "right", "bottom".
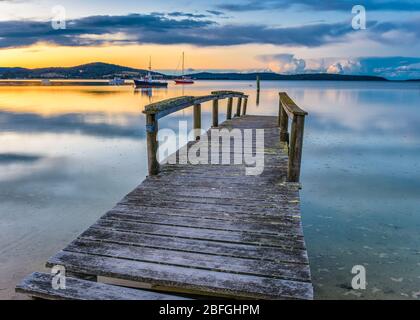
[
  {"left": 0, "top": 80, "right": 135, "bottom": 87},
  {"left": 0, "top": 79, "right": 419, "bottom": 87}
]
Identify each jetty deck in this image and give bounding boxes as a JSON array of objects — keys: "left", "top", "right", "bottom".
[{"left": 17, "top": 91, "right": 313, "bottom": 300}]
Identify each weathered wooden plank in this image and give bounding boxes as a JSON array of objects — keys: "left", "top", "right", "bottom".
[
  {"left": 16, "top": 272, "right": 189, "bottom": 300},
  {"left": 79, "top": 228, "right": 308, "bottom": 263},
  {"left": 93, "top": 219, "right": 305, "bottom": 248},
  {"left": 102, "top": 211, "right": 301, "bottom": 234},
  {"left": 131, "top": 188, "right": 297, "bottom": 206},
  {"left": 47, "top": 251, "right": 313, "bottom": 300},
  {"left": 111, "top": 203, "right": 301, "bottom": 225},
  {"left": 103, "top": 209, "right": 301, "bottom": 228},
  {"left": 141, "top": 177, "right": 294, "bottom": 193},
  {"left": 118, "top": 197, "right": 301, "bottom": 217},
  {"left": 122, "top": 192, "right": 301, "bottom": 214},
  {"left": 135, "top": 182, "right": 298, "bottom": 201},
  {"left": 65, "top": 239, "right": 311, "bottom": 281}
]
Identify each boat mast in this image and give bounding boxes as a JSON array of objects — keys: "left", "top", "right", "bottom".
[
  {"left": 146, "top": 56, "right": 152, "bottom": 80},
  {"left": 182, "top": 52, "right": 185, "bottom": 77}
]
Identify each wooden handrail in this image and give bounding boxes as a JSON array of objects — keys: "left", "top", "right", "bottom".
[
  {"left": 279, "top": 92, "right": 308, "bottom": 118},
  {"left": 143, "top": 92, "right": 246, "bottom": 117},
  {"left": 143, "top": 91, "right": 248, "bottom": 176},
  {"left": 278, "top": 92, "right": 308, "bottom": 183},
  {"left": 211, "top": 90, "right": 245, "bottom": 98}
]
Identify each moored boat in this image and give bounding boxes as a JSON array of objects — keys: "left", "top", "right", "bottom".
[
  {"left": 134, "top": 78, "right": 168, "bottom": 88},
  {"left": 134, "top": 57, "right": 168, "bottom": 88},
  {"left": 174, "top": 52, "right": 194, "bottom": 85},
  {"left": 174, "top": 77, "right": 194, "bottom": 85}
]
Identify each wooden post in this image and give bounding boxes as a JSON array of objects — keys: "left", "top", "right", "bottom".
[
  {"left": 193, "top": 103, "right": 201, "bottom": 140},
  {"left": 279, "top": 101, "right": 289, "bottom": 143},
  {"left": 287, "top": 115, "right": 305, "bottom": 182},
  {"left": 257, "top": 75, "right": 260, "bottom": 91},
  {"left": 226, "top": 97, "right": 233, "bottom": 120},
  {"left": 235, "top": 97, "right": 242, "bottom": 117},
  {"left": 242, "top": 97, "right": 248, "bottom": 116},
  {"left": 146, "top": 114, "right": 159, "bottom": 176},
  {"left": 212, "top": 99, "right": 219, "bottom": 127}
]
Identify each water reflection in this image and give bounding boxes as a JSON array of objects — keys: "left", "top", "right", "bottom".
[{"left": 0, "top": 81, "right": 419, "bottom": 299}]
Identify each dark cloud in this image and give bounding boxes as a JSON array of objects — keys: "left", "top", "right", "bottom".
[
  {"left": 0, "top": 111, "right": 199, "bottom": 139},
  {"left": 0, "top": 111, "right": 145, "bottom": 138},
  {"left": 206, "top": 10, "right": 225, "bottom": 16},
  {"left": 167, "top": 12, "right": 209, "bottom": 19},
  {"left": 0, "top": 153, "right": 42, "bottom": 164},
  {"left": 0, "top": 12, "right": 419, "bottom": 49},
  {"left": 218, "top": 0, "right": 420, "bottom": 12},
  {"left": 0, "top": 13, "right": 356, "bottom": 48},
  {"left": 368, "top": 18, "right": 420, "bottom": 43},
  {"left": 0, "top": 13, "right": 215, "bottom": 48}
]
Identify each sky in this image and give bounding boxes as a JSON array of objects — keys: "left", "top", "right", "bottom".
[{"left": 0, "top": 0, "right": 419, "bottom": 79}]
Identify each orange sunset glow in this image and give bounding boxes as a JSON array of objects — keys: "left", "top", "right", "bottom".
[{"left": 0, "top": 43, "right": 279, "bottom": 71}]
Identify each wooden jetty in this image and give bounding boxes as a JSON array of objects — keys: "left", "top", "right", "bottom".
[{"left": 16, "top": 90, "right": 312, "bottom": 300}]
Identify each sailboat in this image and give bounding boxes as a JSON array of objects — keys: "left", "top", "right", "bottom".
[
  {"left": 134, "top": 57, "right": 168, "bottom": 88},
  {"left": 174, "top": 52, "right": 194, "bottom": 85}
]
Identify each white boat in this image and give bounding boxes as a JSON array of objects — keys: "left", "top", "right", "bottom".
[{"left": 109, "top": 77, "right": 125, "bottom": 85}]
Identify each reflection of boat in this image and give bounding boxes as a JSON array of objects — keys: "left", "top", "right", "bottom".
[
  {"left": 134, "top": 57, "right": 168, "bottom": 88},
  {"left": 134, "top": 78, "right": 167, "bottom": 88},
  {"left": 174, "top": 52, "right": 194, "bottom": 85},
  {"left": 140, "top": 88, "right": 153, "bottom": 97}
]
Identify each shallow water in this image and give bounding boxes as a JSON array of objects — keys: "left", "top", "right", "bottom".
[{"left": 0, "top": 81, "right": 419, "bottom": 299}]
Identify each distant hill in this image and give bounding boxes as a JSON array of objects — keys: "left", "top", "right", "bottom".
[
  {"left": 0, "top": 62, "right": 161, "bottom": 79},
  {"left": 0, "top": 62, "right": 407, "bottom": 81},
  {"left": 189, "top": 72, "right": 388, "bottom": 81}
]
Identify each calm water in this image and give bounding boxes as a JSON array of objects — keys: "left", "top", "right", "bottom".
[{"left": 0, "top": 81, "right": 419, "bottom": 299}]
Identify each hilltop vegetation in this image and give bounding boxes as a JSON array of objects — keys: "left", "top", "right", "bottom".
[{"left": 0, "top": 62, "right": 405, "bottom": 81}]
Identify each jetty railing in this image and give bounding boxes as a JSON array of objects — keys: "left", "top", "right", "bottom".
[
  {"left": 278, "top": 92, "right": 308, "bottom": 183},
  {"left": 143, "top": 90, "right": 248, "bottom": 176},
  {"left": 142, "top": 90, "right": 307, "bottom": 183}
]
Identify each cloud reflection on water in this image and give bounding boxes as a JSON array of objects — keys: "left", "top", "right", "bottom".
[{"left": 1, "top": 81, "right": 420, "bottom": 299}]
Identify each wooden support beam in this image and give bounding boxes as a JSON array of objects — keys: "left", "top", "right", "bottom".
[
  {"left": 279, "top": 101, "right": 289, "bottom": 143},
  {"left": 235, "top": 97, "right": 242, "bottom": 117},
  {"left": 193, "top": 103, "right": 201, "bottom": 140},
  {"left": 242, "top": 97, "right": 248, "bottom": 116},
  {"left": 287, "top": 115, "right": 305, "bottom": 182},
  {"left": 212, "top": 99, "right": 219, "bottom": 127},
  {"left": 226, "top": 97, "right": 233, "bottom": 120},
  {"left": 146, "top": 114, "right": 159, "bottom": 176}
]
